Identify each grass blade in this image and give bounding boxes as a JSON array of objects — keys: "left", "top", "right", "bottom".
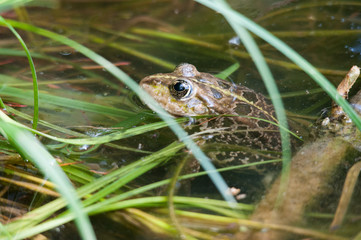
[
  {"left": 196, "top": 0, "right": 292, "bottom": 203},
  {"left": 0, "top": 16, "right": 39, "bottom": 129}
]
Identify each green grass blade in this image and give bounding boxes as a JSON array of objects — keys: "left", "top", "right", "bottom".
[
  {"left": 0, "top": 0, "right": 58, "bottom": 13},
  {"left": 228, "top": 19, "right": 292, "bottom": 205},
  {"left": 215, "top": 62, "right": 240, "bottom": 79},
  {"left": 196, "top": 0, "right": 292, "bottom": 203},
  {"left": 0, "top": 0, "right": 31, "bottom": 12},
  {"left": 0, "top": 16, "right": 39, "bottom": 129}
]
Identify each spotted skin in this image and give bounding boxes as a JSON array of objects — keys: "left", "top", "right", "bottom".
[{"left": 140, "top": 63, "right": 282, "bottom": 166}]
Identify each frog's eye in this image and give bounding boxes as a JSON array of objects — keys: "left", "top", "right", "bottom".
[{"left": 169, "top": 79, "right": 193, "bottom": 100}]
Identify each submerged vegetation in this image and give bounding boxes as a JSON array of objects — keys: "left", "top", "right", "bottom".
[{"left": 0, "top": 0, "right": 361, "bottom": 239}]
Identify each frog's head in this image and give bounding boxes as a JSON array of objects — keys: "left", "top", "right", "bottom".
[{"left": 139, "top": 63, "right": 219, "bottom": 116}]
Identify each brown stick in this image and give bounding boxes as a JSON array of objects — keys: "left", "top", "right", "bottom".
[
  {"left": 330, "top": 161, "right": 361, "bottom": 230},
  {"left": 331, "top": 66, "right": 360, "bottom": 119}
]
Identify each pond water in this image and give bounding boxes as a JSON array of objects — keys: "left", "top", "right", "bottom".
[{"left": 1, "top": 0, "right": 361, "bottom": 239}]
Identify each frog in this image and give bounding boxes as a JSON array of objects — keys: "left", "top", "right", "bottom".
[{"left": 139, "top": 63, "right": 284, "bottom": 168}]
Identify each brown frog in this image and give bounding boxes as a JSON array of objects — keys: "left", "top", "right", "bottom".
[{"left": 139, "top": 63, "right": 282, "bottom": 167}]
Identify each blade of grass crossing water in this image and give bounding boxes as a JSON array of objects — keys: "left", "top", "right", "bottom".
[
  {"left": 227, "top": 21, "right": 292, "bottom": 205},
  {"left": 215, "top": 62, "right": 240, "bottom": 79},
  {"left": 196, "top": 0, "right": 292, "bottom": 204},
  {"left": 0, "top": 0, "right": 31, "bottom": 12},
  {"left": 0, "top": 16, "right": 39, "bottom": 129},
  {"left": 0, "top": 0, "right": 58, "bottom": 12}
]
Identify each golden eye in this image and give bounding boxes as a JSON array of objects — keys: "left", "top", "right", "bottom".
[{"left": 169, "top": 79, "right": 193, "bottom": 100}]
